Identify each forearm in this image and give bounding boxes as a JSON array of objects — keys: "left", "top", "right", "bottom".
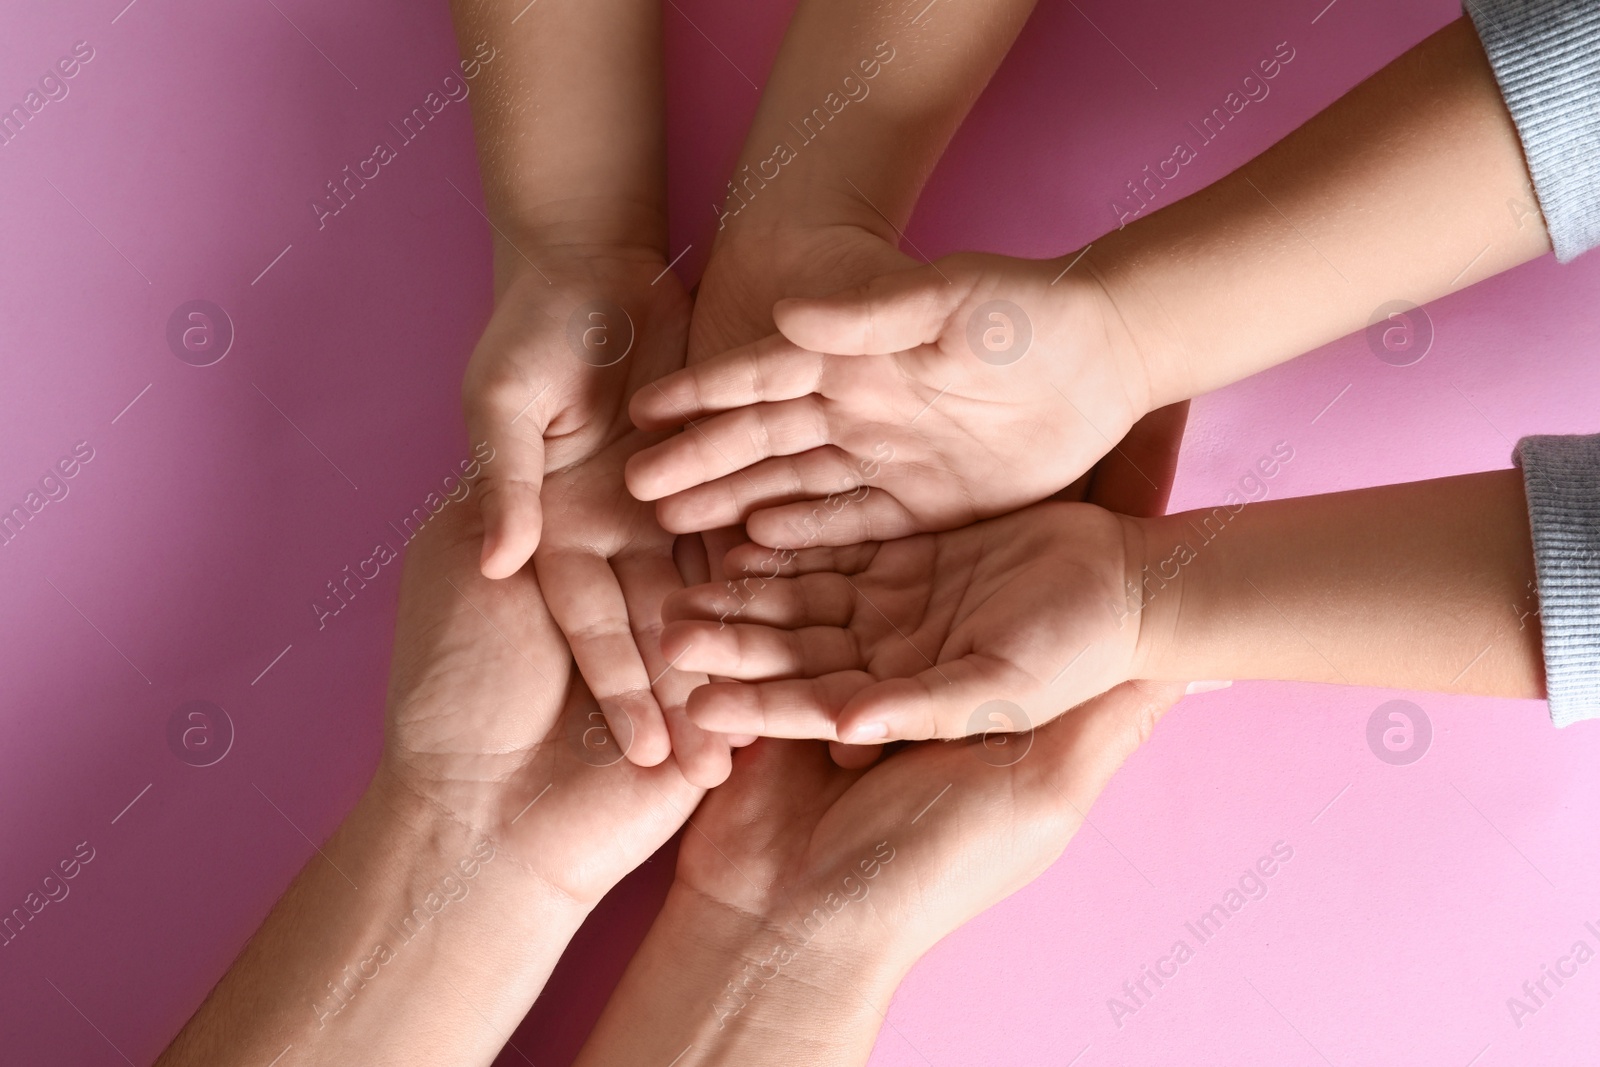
[
  {"left": 574, "top": 884, "right": 907, "bottom": 1066},
  {"left": 1133, "top": 469, "right": 1544, "bottom": 697},
  {"left": 157, "top": 768, "right": 587, "bottom": 1067},
  {"left": 450, "top": 0, "right": 666, "bottom": 281},
  {"left": 718, "top": 0, "right": 1037, "bottom": 240},
  {"left": 1094, "top": 18, "right": 1551, "bottom": 406}
]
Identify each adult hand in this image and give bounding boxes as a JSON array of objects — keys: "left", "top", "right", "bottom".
[
  {"left": 573, "top": 680, "right": 1186, "bottom": 1064},
  {"left": 158, "top": 498, "right": 703, "bottom": 1067}
]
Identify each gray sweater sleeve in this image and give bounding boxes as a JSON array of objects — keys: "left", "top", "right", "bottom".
[
  {"left": 1515, "top": 436, "right": 1600, "bottom": 725},
  {"left": 1465, "top": 0, "right": 1600, "bottom": 262}
]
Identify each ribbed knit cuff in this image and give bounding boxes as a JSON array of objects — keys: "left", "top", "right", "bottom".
[
  {"left": 1515, "top": 435, "right": 1600, "bottom": 726},
  {"left": 1465, "top": 0, "right": 1600, "bottom": 262}
]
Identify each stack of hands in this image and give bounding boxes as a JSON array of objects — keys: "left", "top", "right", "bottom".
[{"left": 158, "top": 1, "right": 1575, "bottom": 1063}]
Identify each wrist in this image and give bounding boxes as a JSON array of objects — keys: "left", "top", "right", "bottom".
[
  {"left": 1079, "top": 235, "right": 1200, "bottom": 411},
  {"left": 643, "top": 882, "right": 911, "bottom": 1061},
  {"left": 489, "top": 208, "right": 667, "bottom": 295},
  {"left": 366, "top": 763, "right": 594, "bottom": 928},
  {"left": 1120, "top": 509, "right": 1205, "bottom": 683}
]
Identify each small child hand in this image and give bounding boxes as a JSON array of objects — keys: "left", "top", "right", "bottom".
[
  {"left": 657, "top": 502, "right": 1151, "bottom": 744},
  {"left": 625, "top": 252, "right": 1156, "bottom": 549}
]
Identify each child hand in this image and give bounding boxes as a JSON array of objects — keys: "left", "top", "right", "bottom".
[
  {"left": 625, "top": 253, "right": 1157, "bottom": 548},
  {"left": 463, "top": 252, "right": 731, "bottom": 785},
  {"left": 657, "top": 501, "right": 1151, "bottom": 744}
]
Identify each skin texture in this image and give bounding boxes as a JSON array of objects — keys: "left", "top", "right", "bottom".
[
  {"left": 156, "top": 501, "right": 703, "bottom": 1066},
  {"left": 573, "top": 681, "right": 1186, "bottom": 1066},
  {"left": 664, "top": 469, "right": 1545, "bottom": 745},
  {"left": 631, "top": 19, "right": 1552, "bottom": 548},
  {"left": 449, "top": 0, "right": 729, "bottom": 783}
]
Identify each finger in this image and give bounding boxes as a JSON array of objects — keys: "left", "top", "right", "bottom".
[
  {"left": 660, "top": 620, "right": 863, "bottom": 680},
  {"left": 652, "top": 447, "right": 865, "bottom": 534},
  {"left": 835, "top": 655, "right": 1038, "bottom": 743},
  {"left": 746, "top": 488, "right": 918, "bottom": 548},
  {"left": 664, "top": 699, "right": 734, "bottom": 788},
  {"left": 612, "top": 545, "right": 706, "bottom": 715},
  {"left": 535, "top": 548, "right": 671, "bottom": 767},
  {"left": 722, "top": 540, "right": 881, "bottom": 579},
  {"left": 625, "top": 397, "right": 832, "bottom": 503},
  {"left": 1087, "top": 400, "right": 1191, "bottom": 518},
  {"left": 686, "top": 673, "right": 880, "bottom": 738},
  {"left": 628, "top": 335, "right": 827, "bottom": 430},
  {"left": 612, "top": 546, "right": 733, "bottom": 787},
  {"left": 773, "top": 261, "right": 962, "bottom": 356},
  {"left": 663, "top": 572, "right": 857, "bottom": 629},
  {"left": 464, "top": 379, "right": 551, "bottom": 579}
]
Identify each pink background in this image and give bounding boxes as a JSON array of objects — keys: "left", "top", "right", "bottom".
[{"left": 2, "top": 0, "right": 1598, "bottom": 1064}]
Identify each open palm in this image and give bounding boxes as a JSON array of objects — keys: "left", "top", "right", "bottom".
[
  {"left": 381, "top": 498, "right": 703, "bottom": 906},
  {"left": 660, "top": 501, "right": 1144, "bottom": 746}
]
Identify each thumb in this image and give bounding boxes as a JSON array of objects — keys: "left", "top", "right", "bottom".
[
  {"left": 463, "top": 383, "right": 548, "bottom": 579},
  {"left": 773, "top": 261, "right": 961, "bottom": 356}
]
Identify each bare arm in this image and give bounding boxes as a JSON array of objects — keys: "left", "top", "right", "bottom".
[
  {"left": 1136, "top": 469, "right": 1545, "bottom": 698},
  {"left": 1100, "top": 18, "right": 1553, "bottom": 406},
  {"left": 449, "top": 0, "right": 667, "bottom": 283},
  {"left": 154, "top": 775, "right": 586, "bottom": 1067}
]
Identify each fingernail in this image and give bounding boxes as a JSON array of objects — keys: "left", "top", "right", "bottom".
[
  {"left": 1184, "top": 680, "right": 1233, "bottom": 695},
  {"left": 844, "top": 721, "right": 889, "bottom": 743}
]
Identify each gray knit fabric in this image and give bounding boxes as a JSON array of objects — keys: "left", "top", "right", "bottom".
[
  {"left": 1466, "top": 0, "right": 1600, "bottom": 261},
  {"left": 1515, "top": 436, "right": 1600, "bottom": 725}
]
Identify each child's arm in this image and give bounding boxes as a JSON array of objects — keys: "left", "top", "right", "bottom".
[
  {"left": 449, "top": 0, "right": 667, "bottom": 291},
  {"left": 663, "top": 465, "right": 1555, "bottom": 744},
  {"left": 687, "top": 0, "right": 1072, "bottom": 387},
  {"left": 1135, "top": 469, "right": 1546, "bottom": 699},
  {"left": 450, "top": 2, "right": 735, "bottom": 783},
  {"left": 630, "top": 18, "right": 1574, "bottom": 543},
  {"left": 1094, "top": 16, "right": 1552, "bottom": 407}
]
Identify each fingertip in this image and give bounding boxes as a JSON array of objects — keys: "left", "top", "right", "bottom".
[
  {"left": 620, "top": 735, "right": 672, "bottom": 767},
  {"left": 685, "top": 684, "right": 749, "bottom": 732},
  {"left": 622, "top": 450, "right": 661, "bottom": 502},
  {"left": 680, "top": 741, "right": 733, "bottom": 789},
  {"left": 605, "top": 697, "right": 671, "bottom": 769},
  {"left": 478, "top": 482, "right": 541, "bottom": 578},
  {"left": 658, "top": 618, "right": 700, "bottom": 660},
  {"left": 628, "top": 378, "right": 687, "bottom": 432},
  {"left": 839, "top": 718, "right": 889, "bottom": 744},
  {"left": 654, "top": 496, "right": 710, "bottom": 536}
]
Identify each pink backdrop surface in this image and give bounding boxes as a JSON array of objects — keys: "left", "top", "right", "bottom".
[{"left": 2, "top": 1, "right": 1598, "bottom": 1064}]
